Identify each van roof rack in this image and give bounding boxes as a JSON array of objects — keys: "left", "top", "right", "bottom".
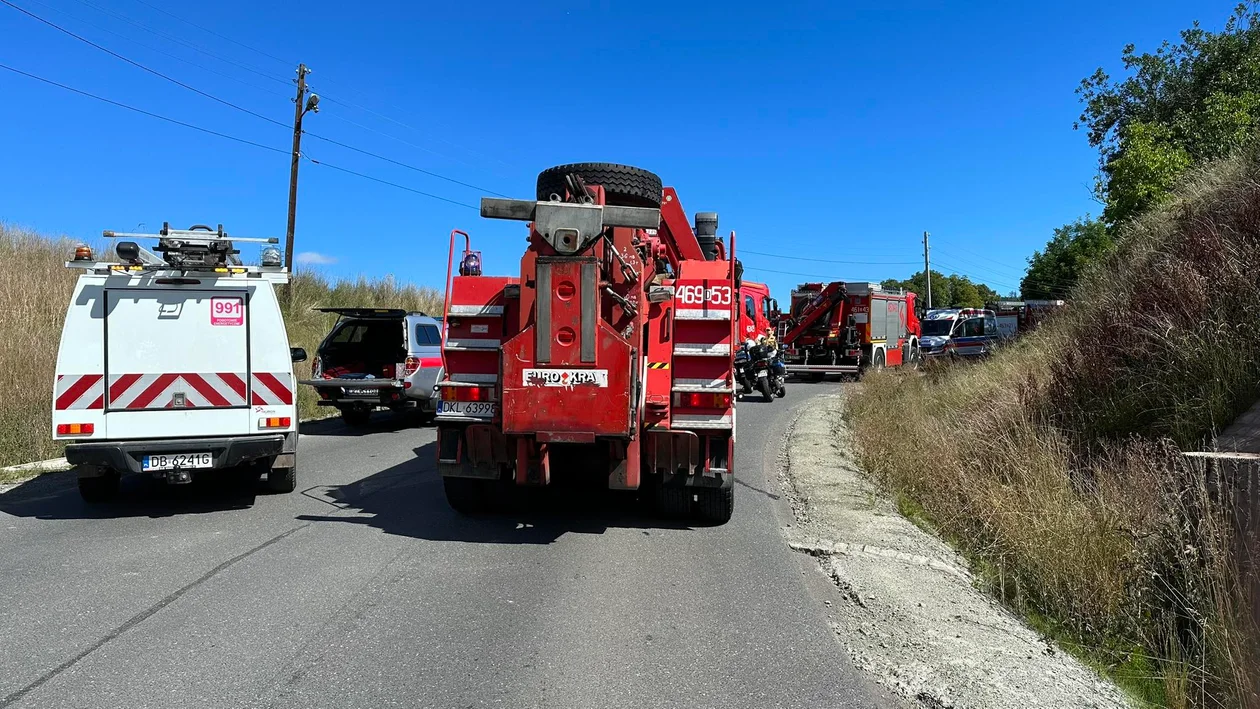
[{"left": 101, "top": 222, "right": 280, "bottom": 272}]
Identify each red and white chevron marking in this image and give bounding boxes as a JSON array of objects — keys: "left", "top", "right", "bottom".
[
  {"left": 54, "top": 374, "right": 104, "bottom": 410},
  {"left": 250, "top": 372, "right": 293, "bottom": 406},
  {"left": 108, "top": 372, "right": 249, "bottom": 409}
]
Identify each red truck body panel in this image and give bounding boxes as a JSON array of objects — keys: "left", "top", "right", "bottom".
[{"left": 435, "top": 167, "right": 738, "bottom": 514}]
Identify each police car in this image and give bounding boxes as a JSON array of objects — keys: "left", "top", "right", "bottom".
[{"left": 52, "top": 224, "right": 304, "bottom": 502}]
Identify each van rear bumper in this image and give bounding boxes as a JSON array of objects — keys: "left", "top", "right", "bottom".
[{"left": 65, "top": 435, "right": 286, "bottom": 474}]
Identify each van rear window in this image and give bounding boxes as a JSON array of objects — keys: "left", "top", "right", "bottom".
[
  {"left": 330, "top": 324, "right": 370, "bottom": 344},
  {"left": 414, "top": 324, "right": 441, "bottom": 345}
]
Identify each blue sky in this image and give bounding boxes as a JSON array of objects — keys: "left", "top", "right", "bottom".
[{"left": 0, "top": 0, "right": 1237, "bottom": 299}]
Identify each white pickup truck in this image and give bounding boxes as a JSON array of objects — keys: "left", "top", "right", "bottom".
[{"left": 52, "top": 224, "right": 305, "bottom": 502}]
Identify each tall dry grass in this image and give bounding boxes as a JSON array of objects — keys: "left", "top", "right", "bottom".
[
  {"left": 847, "top": 144, "right": 1260, "bottom": 708},
  {"left": 0, "top": 222, "right": 441, "bottom": 469},
  {"left": 0, "top": 223, "right": 83, "bottom": 467}
]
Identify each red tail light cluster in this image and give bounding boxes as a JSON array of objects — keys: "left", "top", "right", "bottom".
[
  {"left": 56, "top": 423, "right": 94, "bottom": 435},
  {"left": 404, "top": 356, "right": 421, "bottom": 376},
  {"left": 259, "top": 417, "right": 292, "bottom": 428},
  {"left": 440, "top": 386, "right": 494, "bottom": 402},
  {"left": 672, "top": 392, "right": 732, "bottom": 409},
  {"left": 311, "top": 356, "right": 323, "bottom": 377}
]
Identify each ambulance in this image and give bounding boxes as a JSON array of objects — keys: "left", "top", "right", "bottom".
[{"left": 52, "top": 224, "right": 304, "bottom": 502}]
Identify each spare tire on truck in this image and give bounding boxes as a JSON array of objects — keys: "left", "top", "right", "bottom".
[{"left": 535, "top": 163, "right": 663, "bottom": 208}]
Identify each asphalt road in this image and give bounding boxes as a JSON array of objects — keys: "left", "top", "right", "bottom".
[{"left": 0, "top": 383, "right": 888, "bottom": 709}]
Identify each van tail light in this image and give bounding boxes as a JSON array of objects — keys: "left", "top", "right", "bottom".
[
  {"left": 311, "top": 356, "right": 322, "bottom": 377},
  {"left": 259, "top": 417, "right": 292, "bottom": 429},
  {"left": 440, "top": 385, "right": 493, "bottom": 402},
  {"left": 57, "top": 423, "right": 94, "bottom": 435},
  {"left": 672, "top": 392, "right": 732, "bottom": 409},
  {"left": 405, "top": 356, "right": 420, "bottom": 376}
]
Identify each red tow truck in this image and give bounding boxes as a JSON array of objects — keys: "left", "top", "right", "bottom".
[
  {"left": 435, "top": 163, "right": 741, "bottom": 523},
  {"left": 775, "top": 281, "right": 921, "bottom": 379}
]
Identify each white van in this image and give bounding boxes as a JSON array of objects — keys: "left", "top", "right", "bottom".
[{"left": 52, "top": 224, "right": 305, "bottom": 502}]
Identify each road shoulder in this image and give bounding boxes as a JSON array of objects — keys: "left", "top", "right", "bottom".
[{"left": 778, "top": 390, "right": 1130, "bottom": 708}]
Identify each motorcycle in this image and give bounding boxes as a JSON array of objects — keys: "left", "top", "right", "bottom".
[{"left": 736, "top": 339, "right": 787, "bottom": 402}]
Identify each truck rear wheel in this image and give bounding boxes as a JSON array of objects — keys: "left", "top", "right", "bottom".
[
  {"left": 535, "top": 163, "right": 663, "bottom": 208},
  {"left": 654, "top": 486, "right": 692, "bottom": 518},
  {"left": 696, "top": 487, "right": 734, "bottom": 525},
  {"left": 78, "top": 472, "right": 120, "bottom": 503},
  {"left": 267, "top": 462, "right": 297, "bottom": 493},
  {"left": 340, "top": 407, "right": 372, "bottom": 426}
]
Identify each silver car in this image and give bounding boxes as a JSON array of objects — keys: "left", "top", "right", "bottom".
[{"left": 300, "top": 308, "right": 444, "bottom": 426}]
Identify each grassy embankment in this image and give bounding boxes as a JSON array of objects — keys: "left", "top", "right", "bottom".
[
  {"left": 0, "top": 222, "right": 440, "bottom": 473},
  {"left": 846, "top": 147, "right": 1260, "bottom": 707}
]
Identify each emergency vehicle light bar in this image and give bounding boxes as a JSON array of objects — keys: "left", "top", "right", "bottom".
[{"left": 103, "top": 230, "right": 279, "bottom": 245}]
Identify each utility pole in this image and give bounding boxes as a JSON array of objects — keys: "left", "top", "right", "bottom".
[
  {"left": 284, "top": 63, "right": 318, "bottom": 278},
  {"left": 922, "top": 231, "right": 932, "bottom": 309}
]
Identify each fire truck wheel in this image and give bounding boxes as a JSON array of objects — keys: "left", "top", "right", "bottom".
[
  {"left": 654, "top": 486, "right": 692, "bottom": 518},
  {"left": 443, "top": 477, "right": 493, "bottom": 515},
  {"left": 535, "top": 163, "right": 663, "bottom": 208},
  {"left": 77, "top": 471, "right": 120, "bottom": 503},
  {"left": 267, "top": 462, "right": 297, "bottom": 493},
  {"left": 873, "top": 349, "right": 886, "bottom": 370},
  {"left": 340, "top": 407, "right": 372, "bottom": 427},
  {"left": 696, "top": 487, "right": 735, "bottom": 525}
]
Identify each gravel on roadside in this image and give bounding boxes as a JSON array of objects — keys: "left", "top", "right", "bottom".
[{"left": 778, "top": 391, "right": 1131, "bottom": 709}]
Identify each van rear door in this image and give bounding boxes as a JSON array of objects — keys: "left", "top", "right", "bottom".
[{"left": 104, "top": 287, "right": 250, "bottom": 439}]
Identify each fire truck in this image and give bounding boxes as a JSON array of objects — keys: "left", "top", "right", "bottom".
[
  {"left": 775, "top": 281, "right": 920, "bottom": 378},
  {"left": 435, "top": 163, "right": 739, "bottom": 523}
]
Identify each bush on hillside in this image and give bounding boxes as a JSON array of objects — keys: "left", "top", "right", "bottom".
[{"left": 848, "top": 144, "right": 1260, "bottom": 707}]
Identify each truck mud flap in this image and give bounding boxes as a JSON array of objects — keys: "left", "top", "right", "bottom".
[
  {"left": 438, "top": 424, "right": 509, "bottom": 479},
  {"left": 644, "top": 429, "right": 700, "bottom": 476}
]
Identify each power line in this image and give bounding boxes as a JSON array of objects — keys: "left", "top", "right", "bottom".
[
  {"left": 933, "top": 236, "right": 1031, "bottom": 272},
  {"left": 931, "top": 252, "right": 1028, "bottom": 282},
  {"left": 302, "top": 155, "right": 477, "bottom": 210},
  {"left": 315, "top": 101, "right": 493, "bottom": 171},
  {"left": 313, "top": 93, "right": 517, "bottom": 175},
  {"left": 0, "top": 62, "right": 286, "bottom": 154},
  {"left": 126, "top": 0, "right": 292, "bottom": 67},
  {"left": 932, "top": 259, "right": 1072, "bottom": 297},
  {"left": 1, "top": 0, "right": 290, "bottom": 128},
  {"left": 67, "top": 0, "right": 292, "bottom": 87},
  {"left": 24, "top": 0, "right": 290, "bottom": 99},
  {"left": 71, "top": 0, "right": 513, "bottom": 177},
  {"left": 739, "top": 248, "right": 920, "bottom": 265},
  {"left": 742, "top": 265, "right": 858, "bottom": 280},
  {"left": 0, "top": 62, "right": 478, "bottom": 211},
  {"left": 6, "top": 0, "right": 506, "bottom": 197},
  {"left": 301, "top": 130, "right": 511, "bottom": 197}
]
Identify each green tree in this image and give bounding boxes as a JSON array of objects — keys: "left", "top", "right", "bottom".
[
  {"left": 1077, "top": 3, "right": 1260, "bottom": 226},
  {"left": 1020, "top": 218, "right": 1113, "bottom": 299},
  {"left": 880, "top": 271, "right": 1000, "bottom": 309},
  {"left": 949, "top": 276, "right": 985, "bottom": 308}
]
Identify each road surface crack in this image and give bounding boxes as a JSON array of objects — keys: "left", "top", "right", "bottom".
[{"left": 0, "top": 523, "right": 310, "bottom": 708}]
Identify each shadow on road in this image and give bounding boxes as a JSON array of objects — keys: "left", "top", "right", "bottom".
[
  {"left": 297, "top": 443, "right": 694, "bottom": 545},
  {"left": 300, "top": 410, "right": 431, "bottom": 438},
  {"left": 0, "top": 468, "right": 264, "bottom": 520}
]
